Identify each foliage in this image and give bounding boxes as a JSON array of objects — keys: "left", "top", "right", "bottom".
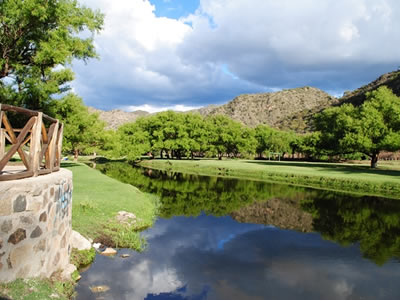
[
  {"left": 315, "top": 86, "right": 400, "bottom": 167},
  {"left": 301, "top": 193, "right": 400, "bottom": 265},
  {"left": 0, "top": 0, "right": 103, "bottom": 109},
  {"left": 49, "top": 94, "right": 106, "bottom": 158},
  {"left": 255, "top": 124, "right": 294, "bottom": 157}
]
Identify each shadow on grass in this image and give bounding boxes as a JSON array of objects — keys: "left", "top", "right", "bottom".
[
  {"left": 60, "top": 162, "right": 82, "bottom": 168},
  {"left": 245, "top": 160, "right": 400, "bottom": 177}
]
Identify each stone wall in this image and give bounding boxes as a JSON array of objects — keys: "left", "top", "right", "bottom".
[{"left": 0, "top": 169, "right": 73, "bottom": 282}]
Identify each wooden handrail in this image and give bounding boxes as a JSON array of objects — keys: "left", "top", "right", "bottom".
[
  {"left": 0, "top": 103, "right": 63, "bottom": 181},
  {"left": 1, "top": 104, "right": 58, "bottom": 123}
]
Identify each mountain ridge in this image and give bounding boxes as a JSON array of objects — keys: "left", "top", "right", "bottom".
[{"left": 91, "top": 70, "right": 400, "bottom": 132}]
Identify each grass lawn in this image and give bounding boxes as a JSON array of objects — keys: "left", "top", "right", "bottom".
[
  {"left": 0, "top": 278, "right": 75, "bottom": 300},
  {"left": 138, "top": 159, "right": 400, "bottom": 199},
  {"left": 63, "top": 162, "right": 158, "bottom": 249}
]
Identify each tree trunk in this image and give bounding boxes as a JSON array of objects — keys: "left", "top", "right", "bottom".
[
  {"left": 371, "top": 153, "right": 379, "bottom": 168},
  {"left": 74, "top": 149, "right": 79, "bottom": 162},
  {"left": 160, "top": 150, "right": 163, "bottom": 159}
]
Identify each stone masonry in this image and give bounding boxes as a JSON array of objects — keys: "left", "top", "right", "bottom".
[{"left": 0, "top": 169, "right": 73, "bottom": 282}]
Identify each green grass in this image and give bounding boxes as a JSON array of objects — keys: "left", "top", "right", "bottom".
[
  {"left": 0, "top": 162, "right": 158, "bottom": 300},
  {"left": 0, "top": 278, "right": 75, "bottom": 300},
  {"left": 138, "top": 159, "right": 400, "bottom": 199},
  {"left": 62, "top": 162, "right": 158, "bottom": 250}
]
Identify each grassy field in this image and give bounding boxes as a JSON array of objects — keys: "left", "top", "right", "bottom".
[
  {"left": 138, "top": 159, "right": 400, "bottom": 199},
  {"left": 63, "top": 162, "right": 158, "bottom": 249}
]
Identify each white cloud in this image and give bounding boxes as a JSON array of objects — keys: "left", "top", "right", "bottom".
[
  {"left": 75, "top": 0, "right": 400, "bottom": 110},
  {"left": 123, "top": 104, "right": 202, "bottom": 113}
]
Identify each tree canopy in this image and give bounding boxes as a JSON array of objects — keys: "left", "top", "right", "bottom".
[
  {"left": 49, "top": 93, "right": 106, "bottom": 159},
  {"left": 315, "top": 86, "right": 400, "bottom": 167},
  {"left": 0, "top": 0, "right": 103, "bottom": 109}
]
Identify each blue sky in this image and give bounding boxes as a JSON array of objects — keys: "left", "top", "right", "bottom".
[
  {"left": 74, "top": 0, "right": 400, "bottom": 112},
  {"left": 150, "top": 0, "right": 200, "bottom": 19}
]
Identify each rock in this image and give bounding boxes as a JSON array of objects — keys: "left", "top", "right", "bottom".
[
  {"left": 70, "top": 230, "right": 91, "bottom": 250},
  {"left": 8, "top": 228, "right": 26, "bottom": 245},
  {"left": 13, "top": 195, "right": 27, "bottom": 213},
  {"left": 30, "top": 226, "right": 43, "bottom": 238},
  {"left": 90, "top": 285, "right": 110, "bottom": 293},
  {"left": 93, "top": 243, "right": 102, "bottom": 250},
  {"left": 120, "top": 254, "right": 130, "bottom": 258},
  {"left": 100, "top": 248, "right": 117, "bottom": 256},
  {"left": 60, "top": 263, "right": 77, "bottom": 281},
  {"left": 50, "top": 293, "right": 60, "bottom": 298},
  {"left": 116, "top": 211, "right": 136, "bottom": 226}
]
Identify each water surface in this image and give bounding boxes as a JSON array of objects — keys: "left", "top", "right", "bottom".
[{"left": 76, "top": 162, "right": 400, "bottom": 300}]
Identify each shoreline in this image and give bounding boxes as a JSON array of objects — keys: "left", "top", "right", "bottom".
[{"left": 138, "top": 159, "right": 400, "bottom": 200}]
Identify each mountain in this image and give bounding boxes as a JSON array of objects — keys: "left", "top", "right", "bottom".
[
  {"left": 88, "top": 107, "right": 149, "bottom": 130},
  {"left": 91, "top": 70, "right": 400, "bottom": 132},
  {"left": 194, "top": 86, "right": 338, "bottom": 132},
  {"left": 340, "top": 70, "right": 400, "bottom": 106}
]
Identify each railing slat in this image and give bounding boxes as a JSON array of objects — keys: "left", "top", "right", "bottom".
[
  {"left": 0, "top": 116, "right": 35, "bottom": 172},
  {"left": 0, "top": 103, "right": 63, "bottom": 180},
  {"left": 1, "top": 113, "right": 31, "bottom": 170},
  {"left": 30, "top": 113, "right": 43, "bottom": 177},
  {"left": 0, "top": 105, "right": 4, "bottom": 159},
  {"left": 43, "top": 122, "right": 57, "bottom": 170},
  {"left": 56, "top": 123, "right": 64, "bottom": 168},
  {"left": 48, "top": 120, "right": 59, "bottom": 171}
]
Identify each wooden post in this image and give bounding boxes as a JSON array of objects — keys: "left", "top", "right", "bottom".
[
  {"left": 30, "top": 113, "right": 43, "bottom": 176},
  {"left": 48, "top": 120, "right": 59, "bottom": 171},
  {"left": 56, "top": 123, "right": 64, "bottom": 168},
  {"left": 0, "top": 105, "right": 4, "bottom": 160}
]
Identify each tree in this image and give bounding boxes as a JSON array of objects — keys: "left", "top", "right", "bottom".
[
  {"left": 315, "top": 86, "right": 400, "bottom": 168},
  {"left": 254, "top": 125, "right": 294, "bottom": 158},
  {"left": 206, "top": 115, "right": 245, "bottom": 159},
  {"left": 49, "top": 94, "right": 105, "bottom": 160},
  {"left": 184, "top": 113, "right": 209, "bottom": 159},
  {"left": 117, "top": 118, "right": 151, "bottom": 162},
  {"left": 0, "top": 0, "right": 103, "bottom": 109}
]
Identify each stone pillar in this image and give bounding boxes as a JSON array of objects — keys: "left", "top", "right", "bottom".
[{"left": 0, "top": 169, "right": 73, "bottom": 282}]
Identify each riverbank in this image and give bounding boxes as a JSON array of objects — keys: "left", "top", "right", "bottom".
[
  {"left": 138, "top": 159, "right": 400, "bottom": 199},
  {"left": 63, "top": 162, "right": 158, "bottom": 249},
  {"left": 0, "top": 162, "right": 158, "bottom": 300}
]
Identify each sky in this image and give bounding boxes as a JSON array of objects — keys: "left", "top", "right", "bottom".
[{"left": 73, "top": 0, "right": 400, "bottom": 112}]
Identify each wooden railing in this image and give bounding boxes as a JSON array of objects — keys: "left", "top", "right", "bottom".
[{"left": 0, "top": 104, "right": 63, "bottom": 181}]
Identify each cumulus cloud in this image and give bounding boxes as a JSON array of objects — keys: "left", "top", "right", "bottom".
[
  {"left": 74, "top": 0, "right": 400, "bottom": 110},
  {"left": 123, "top": 104, "right": 202, "bottom": 113}
]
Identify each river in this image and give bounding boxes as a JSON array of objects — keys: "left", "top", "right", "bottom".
[{"left": 75, "top": 162, "right": 400, "bottom": 300}]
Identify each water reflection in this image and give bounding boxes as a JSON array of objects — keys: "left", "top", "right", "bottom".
[
  {"left": 75, "top": 162, "right": 400, "bottom": 299},
  {"left": 77, "top": 215, "right": 400, "bottom": 300}
]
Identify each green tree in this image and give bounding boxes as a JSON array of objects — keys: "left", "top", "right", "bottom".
[
  {"left": 184, "top": 113, "right": 209, "bottom": 159},
  {"left": 117, "top": 118, "right": 151, "bottom": 162},
  {"left": 316, "top": 86, "right": 400, "bottom": 167},
  {"left": 49, "top": 94, "right": 105, "bottom": 160},
  {"left": 254, "top": 125, "right": 293, "bottom": 158},
  {"left": 206, "top": 115, "right": 245, "bottom": 159},
  {"left": 0, "top": 0, "right": 103, "bottom": 109}
]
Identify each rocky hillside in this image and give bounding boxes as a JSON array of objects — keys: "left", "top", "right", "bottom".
[
  {"left": 90, "top": 70, "right": 400, "bottom": 131},
  {"left": 195, "top": 87, "right": 338, "bottom": 132},
  {"left": 88, "top": 107, "right": 149, "bottom": 130},
  {"left": 340, "top": 70, "right": 400, "bottom": 106}
]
